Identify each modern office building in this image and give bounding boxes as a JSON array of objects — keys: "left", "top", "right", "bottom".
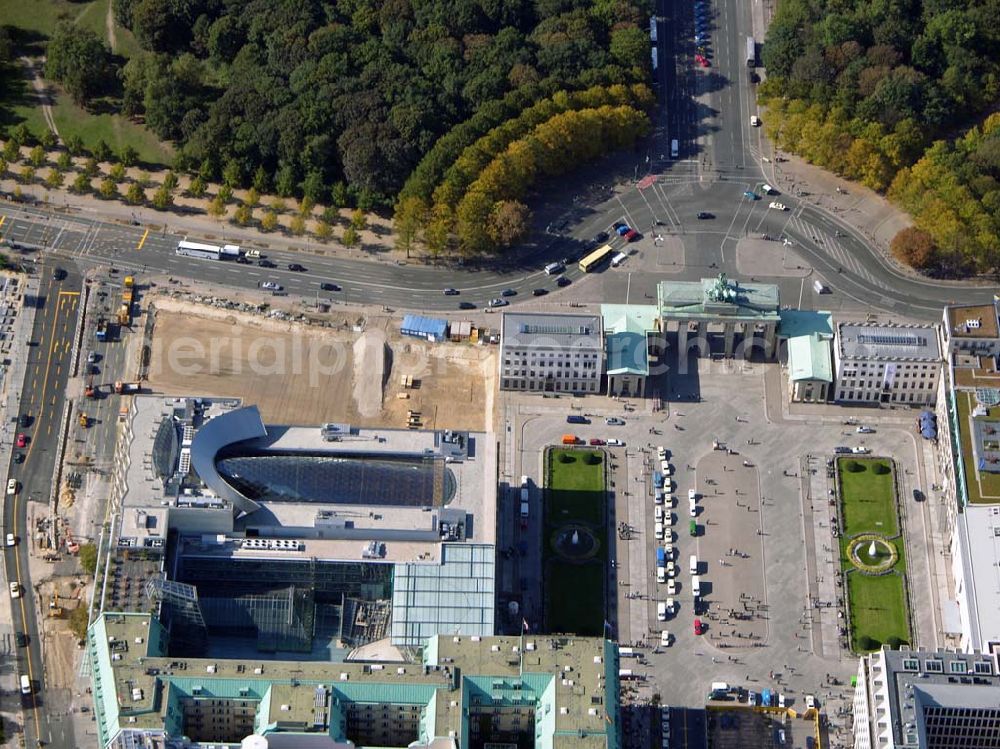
[
  {"left": 834, "top": 322, "right": 942, "bottom": 405},
  {"left": 942, "top": 300, "right": 1000, "bottom": 357},
  {"left": 104, "top": 397, "right": 498, "bottom": 661},
  {"left": 852, "top": 646, "right": 1000, "bottom": 749},
  {"left": 88, "top": 612, "right": 621, "bottom": 749},
  {"left": 499, "top": 312, "right": 604, "bottom": 393}
]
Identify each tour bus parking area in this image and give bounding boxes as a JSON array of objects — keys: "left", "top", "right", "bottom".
[{"left": 499, "top": 353, "right": 935, "bottom": 735}]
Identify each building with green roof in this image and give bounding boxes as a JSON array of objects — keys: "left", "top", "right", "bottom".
[
  {"left": 601, "top": 305, "right": 659, "bottom": 398},
  {"left": 87, "top": 612, "right": 621, "bottom": 749},
  {"left": 787, "top": 333, "right": 833, "bottom": 402}
]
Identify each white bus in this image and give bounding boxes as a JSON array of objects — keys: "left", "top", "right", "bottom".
[
  {"left": 746, "top": 36, "right": 755, "bottom": 67},
  {"left": 176, "top": 240, "right": 222, "bottom": 260}
]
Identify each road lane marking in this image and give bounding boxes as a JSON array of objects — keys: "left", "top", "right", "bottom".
[
  {"left": 137, "top": 228, "right": 149, "bottom": 250},
  {"left": 0, "top": 215, "right": 5, "bottom": 231},
  {"left": 58, "top": 290, "right": 80, "bottom": 297}
]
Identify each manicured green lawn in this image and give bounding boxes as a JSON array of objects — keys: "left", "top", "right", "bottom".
[
  {"left": 546, "top": 449, "right": 605, "bottom": 525},
  {"left": 545, "top": 560, "right": 605, "bottom": 636},
  {"left": 543, "top": 448, "right": 607, "bottom": 635},
  {"left": 845, "top": 566, "right": 909, "bottom": 647},
  {"left": 50, "top": 93, "right": 174, "bottom": 166},
  {"left": 838, "top": 457, "right": 898, "bottom": 536}
]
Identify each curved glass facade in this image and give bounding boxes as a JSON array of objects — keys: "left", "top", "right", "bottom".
[{"left": 215, "top": 454, "right": 456, "bottom": 506}]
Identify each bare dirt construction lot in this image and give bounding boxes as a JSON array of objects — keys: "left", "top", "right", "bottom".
[{"left": 144, "top": 297, "right": 495, "bottom": 431}]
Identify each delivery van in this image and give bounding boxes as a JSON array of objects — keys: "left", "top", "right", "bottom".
[
  {"left": 561, "top": 434, "right": 578, "bottom": 445},
  {"left": 692, "top": 575, "right": 701, "bottom": 596},
  {"left": 689, "top": 555, "right": 698, "bottom": 574},
  {"left": 654, "top": 522, "right": 664, "bottom": 540}
]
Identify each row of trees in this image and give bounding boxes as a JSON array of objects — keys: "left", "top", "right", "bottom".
[
  {"left": 395, "top": 103, "right": 650, "bottom": 255},
  {"left": 96, "top": 0, "right": 653, "bottom": 200},
  {"left": 760, "top": 0, "right": 1000, "bottom": 275}
]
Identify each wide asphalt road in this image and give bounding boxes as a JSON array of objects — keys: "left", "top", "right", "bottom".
[{"left": 3, "top": 261, "right": 81, "bottom": 749}]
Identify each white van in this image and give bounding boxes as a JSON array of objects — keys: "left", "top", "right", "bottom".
[
  {"left": 611, "top": 252, "right": 627, "bottom": 267},
  {"left": 692, "top": 575, "right": 701, "bottom": 596},
  {"left": 654, "top": 522, "right": 664, "bottom": 540},
  {"left": 664, "top": 511, "right": 674, "bottom": 527},
  {"left": 689, "top": 555, "right": 698, "bottom": 574},
  {"left": 656, "top": 566, "right": 666, "bottom": 583},
  {"left": 654, "top": 490, "right": 664, "bottom": 505},
  {"left": 20, "top": 674, "right": 31, "bottom": 694},
  {"left": 671, "top": 139, "right": 679, "bottom": 159},
  {"left": 544, "top": 261, "right": 564, "bottom": 275},
  {"left": 813, "top": 279, "right": 830, "bottom": 294},
  {"left": 761, "top": 183, "right": 775, "bottom": 194},
  {"left": 654, "top": 506, "right": 664, "bottom": 523},
  {"left": 657, "top": 602, "right": 667, "bottom": 621}
]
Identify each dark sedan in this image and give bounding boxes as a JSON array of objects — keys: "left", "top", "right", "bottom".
[{"left": 288, "top": 263, "right": 307, "bottom": 272}]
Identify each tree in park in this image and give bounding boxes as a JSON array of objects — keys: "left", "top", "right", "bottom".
[
  {"left": 125, "top": 182, "right": 145, "bottom": 205},
  {"left": 289, "top": 215, "right": 306, "bottom": 235},
  {"left": 315, "top": 220, "right": 332, "bottom": 240},
  {"left": 342, "top": 225, "right": 359, "bottom": 248},
  {"left": 217, "top": 184, "right": 233, "bottom": 204},
  {"left": 270, "top": 198, "right": 287, "bottom": 214},
  {"left": 393, "top": 196, "right": 428, "bottom": 256},
  {"left": 93, "top": 140, "right": 112, "bottom": 162},
  {"left": 251, "top": 165, "right": 269, "bottom": 193},
  {"left": 162, "top": 171, "right": 179, "bottom": 191},
  {"left": 56, "top": 151, "right": 72, "bottom": 170},
  {"left": 487, "top": 200, "right": 531, "bottom": 247},
  {"left": 0, "top": 157, "right": 6, "bottom": 179},
  {"left": 65, "top": 134, "right": 84, "bottom": 155},
  {"left": 233, "top": 203, "right": 252, "bottom": 226},
  {"left": 350, "top": 209, "right": 366, "bottom": 230},
  {"left": 260, "top": 210, "right": 278, "bottom": 232},
  {"left": 99, "top": 178, "right": 118, "bottom": 199},
  {"left": 19, "top": 166, "right": 35, "bottom": 184},
  {"left": 28, "top": 145, "right": 46, "bottom": 167},
  {"left": 891, "top": 227, "right": 938, "bottom": 270},
  {"left": 2, "top": 139, "right": 18, "bottom": 161},
  {"left": 9, "top": 124, "right": 30, "bottom": 146},
  {"left": 187, "top": 176, "right": 206, "bottom": 198},
  {"left": 83, "top": 158, "right": 99, "bottom": 177},
  {"left": 44, "top": 23, "right": 111, "bottom": 104},
  {"left": 109, "top": 162, "right": 126, "bottom": 182},
  {"left": 330, "top": 182, "right": 349, "bottom": 209},
  {"left": 207, "top": 195, "right": 226, "bottom": 219},
  {"left": 299, "top": 196, "right": 314, "bottom": 218},
  {"left": 45, "top": 170, "right": 65, "bottom": 189},
  {"left": 120, "top": 145, "right": 139, "bottom": 168},
  {"left": 40, "top": 129, "right": 57, "bottom": 149},
  {"left": 245, "top": 187, "right": 260, "bottom": 208},
  {"left": 152, "top": 184, "right": 173, "bottom": 210},
  {"left": 72, "top": 173, "right": 91, "bottom": 193}
]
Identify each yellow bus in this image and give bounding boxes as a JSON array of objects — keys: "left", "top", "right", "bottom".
[{"left": 579, "top": 244, "right": 614, "bottom": 272}]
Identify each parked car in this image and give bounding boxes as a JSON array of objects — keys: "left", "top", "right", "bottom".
[
  {"left": 320, "top": 282, "right": 341, "bottom": 292},
  {"left": 693, "top": 618, "right": 704, "bottom": 635},
  {"left": 593, "top": 231, "right": 609, "bottom": 243},
  {"left": 589, "top": 438, "right": 606, "bottom": 446},
  {"left": 14, "top": 453, "right": 24, "bottom": 464},
  {"left": 695, "top": 54, "right": 710, "bottom": 67},
  {"left": 697, "top": 211, "right": 714, "bottom": 219},
  {"left": 615, "top": 224, "right": 631, "bottom": 236},
  {"left": 856, "top": 425, "right": 875, "bottom": 433},
  {"left": 606, "top": 417, "right": 625, "bottom": 426},
  {"left": 660, "top": 630, "right": 672, "bottom": 647},
  {"left": 443, "top": 288, "right": 460, "bottom": 295},
  {"left": 769, "top": 201, "right": 788, "bottom": 211},
  {"left": 624, "top": 229, "right": 640, "bottom": 241},
  {"left": 805, "top": 695, "right": 817, "bottom": 709},
  {"left": 607, "top": 438, "right": 624, "bottom": 447},
  {"left": 88, "top": 351, "right": 100, "bottom": 364}
]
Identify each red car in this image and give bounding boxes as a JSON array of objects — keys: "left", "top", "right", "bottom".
[
  {"left": 695, "top": 54, "right": 710, "bottom": 68},
  {"left": 589, "top": 438, "right": 606, "bottom": 446},
  {"left": 694, "top": 618, "right": 704, "bottom": 635},
  {"left": 16, "top": 433, "right": 27, "bottom": 448},
  {"left": 624, "top": 229, "right": 640, "bottom": 242}
]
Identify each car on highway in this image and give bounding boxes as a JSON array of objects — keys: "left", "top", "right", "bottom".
[
  {"left": 694, "top": 618, "right": 704, "bottom": 635},
  {"left": 6, "top": 533, "right": 15, "bottom": 546},
  {"left": 749, "top": 70, "right": 761, "bottom": 83},
  {"left": 288, "top": 263, "right": 307, "bottom": 272},
  {"left": 488, "top": 298, "right": 509, "bottom": 308},
  {"left": 19, "top": 413, "right": 30, "bottom": 428},
  {"left": 9, "top": 581, "right": 21, "bottom": 599},
  {"left": 913, "top": 489, "right": 925, "bottom": 502},
  {"left": 15, "top": 632, "right": 27, "bottom": 647},
  {"left": 14, "top": 453, "right": 24, "bottom": 464},
  {"left": 261, "top": 282, "right": 283, "bottom": 291},
  {"left": 53, "top": 267, "right": 67, "bottom": 280},
  {"left": 234, "top": 255, "right": 252, "bottom": 264},
  {"left": 589, "top": 438, "right": 606, "bottom": 446},
  {"left": 501, "top": 288, "right": 517, "bottom": 297},
  {"left": 320, "top": 282, "right": 341, "bottom": 292},
  {"left": 556, "top": 276, "right": 572, "bottom": 287},
  {"left": 15, "top": 433, "right": 27, "bottom": 448},
  {"left": 532, "top": 288, "right": 548, "bottom": 296},
  {"left": 769, "top": 201, "right": 788, "bottom": 211},
  {"left": 695, "top": 54, "right": 710, "bottom": 67},
  {"left": 443, "top": 288, "right": 460, "bottom": 295},
  {"left": 696, "top": 211, "right": 714, "bottom": 219},
  {"left": 88, "top": 351, "right": 100, "bottom": 364},
  {"left": 458, "top": 301, "right": 476, "bottom": 310},
  {"left": 258, "top": 259, "right": 277, "bottom": 268}
]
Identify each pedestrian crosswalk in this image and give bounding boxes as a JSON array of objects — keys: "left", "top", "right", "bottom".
[{"left": 782, "top": 213, "right": 889, "bottom": 289}]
